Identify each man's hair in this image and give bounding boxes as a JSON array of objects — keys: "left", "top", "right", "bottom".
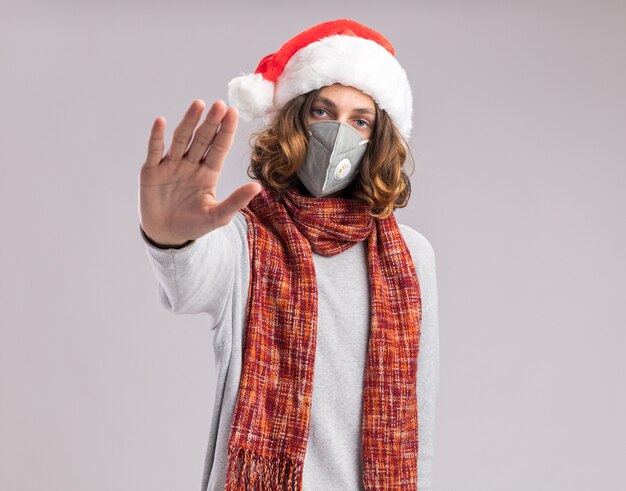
[{"left": 246, "top": 88, "right": 415, "bottom": 218}]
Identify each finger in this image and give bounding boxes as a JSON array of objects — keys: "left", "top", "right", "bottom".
[
  {"left": 185, "top": 100, "right": 227, "bottom": 164},
  {"left": 166, "top": 99, "right": 205, "bottom": 162},
  {"left": 144, "top": 116, "right": 165, "bottom": 168},
  {"left": 202, "top": 106, "right": 239, "bottom": 172},
  {"left": 209, "top": 182, "right": 263, "bottom": 227}
]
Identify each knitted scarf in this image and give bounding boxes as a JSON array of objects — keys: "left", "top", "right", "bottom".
[{"left": 224, "top": 184, "right": 422, "bottom": 490}]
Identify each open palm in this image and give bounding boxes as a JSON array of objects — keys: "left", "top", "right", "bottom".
[{"left": 138, "top": 99, "right": 262, "bottom": 247}]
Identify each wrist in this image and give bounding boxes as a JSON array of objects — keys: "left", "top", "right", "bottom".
[{"left": 140, "top": 226, "right": 194, "bottom": 249}]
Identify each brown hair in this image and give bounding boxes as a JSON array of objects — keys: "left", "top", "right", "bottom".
[{"left": 246, "top": 87, "right": 415, "bottom": 218}]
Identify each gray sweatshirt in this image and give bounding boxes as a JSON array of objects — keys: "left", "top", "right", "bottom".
[{"left": 141, "top": 210, "right": 440, "bottom": 490}]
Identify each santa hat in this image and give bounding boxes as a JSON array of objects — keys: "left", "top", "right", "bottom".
[{"left": 227, "top": 18, "right": 414, "bottom": 140}]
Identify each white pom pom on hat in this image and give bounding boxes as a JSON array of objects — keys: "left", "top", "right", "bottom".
[{"left": 227, "top": 18, "right": 414, "bottom": 141}]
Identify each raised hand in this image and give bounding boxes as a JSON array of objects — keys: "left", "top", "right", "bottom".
[{"left": 138, "top": 99, "right": 262, "bottom": 247}]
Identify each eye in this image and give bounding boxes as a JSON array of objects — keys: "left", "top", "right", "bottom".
[
  {"left": 354, "top": 119, "right": 370, "bottom": 128},
  {"left": 312, "top": 108, "right": 329, "bottom": 117}
]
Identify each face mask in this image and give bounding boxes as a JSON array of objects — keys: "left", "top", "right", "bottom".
[{"left": 296, "top": 120, "right": 370, "bottom": 198}]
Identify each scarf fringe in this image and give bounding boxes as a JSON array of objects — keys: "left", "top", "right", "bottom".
[{"left": 224, "top": 446, "right": 303, "bottom": 491}]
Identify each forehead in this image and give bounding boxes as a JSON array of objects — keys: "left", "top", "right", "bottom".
[{"left": 316, "top": 83, "right": 375, "bottom": 108}]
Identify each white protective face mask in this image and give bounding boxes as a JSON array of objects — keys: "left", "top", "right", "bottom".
[{"left": 296, "top": 120, "right": 370, "bottom": 198}]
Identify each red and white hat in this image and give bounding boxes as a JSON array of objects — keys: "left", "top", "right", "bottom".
[{"left": 227, "top": 19, "right": 414, "bottom": 140}]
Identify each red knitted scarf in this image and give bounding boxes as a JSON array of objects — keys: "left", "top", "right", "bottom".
[{"left": 224, "top": 185, "right": 422, "bottom": 490}]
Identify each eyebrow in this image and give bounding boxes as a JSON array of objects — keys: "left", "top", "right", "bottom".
[{"left": 313, "top": 95, "right": 376, "bottom": 116}]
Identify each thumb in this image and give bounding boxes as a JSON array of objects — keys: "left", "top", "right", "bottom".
[{"left": 214, "top": 182, "right": 263, "bottom": 224}]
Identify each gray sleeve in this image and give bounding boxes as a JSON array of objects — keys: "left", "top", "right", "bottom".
[
  {"left": 399, "top": 225, "right": 440, "bottom": 491},
  {"left": 140, "top": 214, "right": 245, "bottom": 330}
]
